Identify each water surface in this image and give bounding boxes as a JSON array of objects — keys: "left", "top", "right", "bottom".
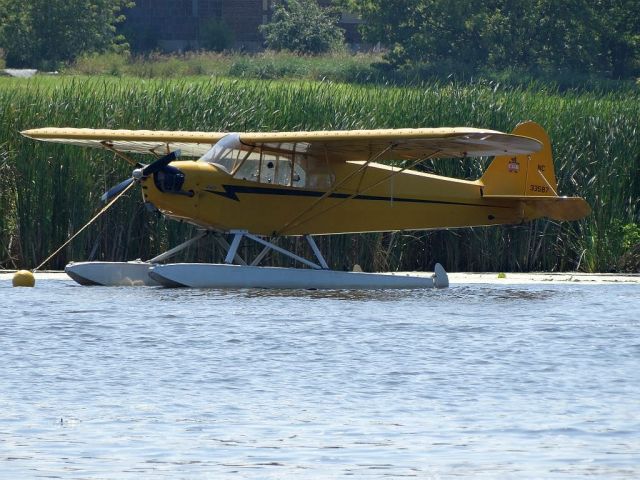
[{"left": 1, "top": 278, "right": 638, "bottom": 478}]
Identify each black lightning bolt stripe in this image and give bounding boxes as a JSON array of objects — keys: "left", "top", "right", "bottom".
[{"left": 203, "top": 184, "right": 510, "bottom": 209}]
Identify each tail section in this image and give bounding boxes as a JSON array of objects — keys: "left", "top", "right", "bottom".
[
  {"left": 481, "top": 121, "right": 557, "bottom": 197},
  {"left": 480, "top": 121, "right": 590, "bottom": 221}
]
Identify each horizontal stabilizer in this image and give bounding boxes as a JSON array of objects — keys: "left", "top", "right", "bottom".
[{"left": 483, "top": 195, "right": 591, "bottom": 221}]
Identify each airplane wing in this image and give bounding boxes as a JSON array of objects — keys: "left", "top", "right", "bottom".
[
  {"left": 21, "top": 127, "right": 542, "bottom": 160},
  {"left": 20, "top": 128, "right": 227, "bottom": 158},
  {"left": 238, "top": 128, "right": 542, "bottom": 160}
]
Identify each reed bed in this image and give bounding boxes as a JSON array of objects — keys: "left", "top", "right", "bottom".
[
  {"left": 70, "top": 51, "right": 383, "bottom": 85},
  {"left": 0, "top": 76, "right": 637, "bottom": 272}
]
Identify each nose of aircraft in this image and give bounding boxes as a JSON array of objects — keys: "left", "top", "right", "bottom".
[
  {"left": 143, "top": 159, "right": 220, "bottom": 205},
  {"left": 101, "top": 150, "right": 180, "bottom": 203},
  {"left": 153, "top": 164, "right": 188, "bottom": 194}
]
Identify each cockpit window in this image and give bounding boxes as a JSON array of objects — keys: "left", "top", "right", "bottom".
[
  {"left": 233, "top": 151, "right": 307, "bottom": 187},
  {"left": 198, "top": 133, "right": 244, "bottom": 173},
  {"left": 198, "top": 134, "right": 333, "bottom": 189}
]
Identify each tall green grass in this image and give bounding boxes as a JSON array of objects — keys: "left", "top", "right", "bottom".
[
  {"left": 68, "top": 51, "right": 383, "bottom": 84},
  {"left": 0, "top": 76, "right": 638, "bottom": 271},
  {"left": 67, "top": 51, "right": 639, "bottom": 92}
]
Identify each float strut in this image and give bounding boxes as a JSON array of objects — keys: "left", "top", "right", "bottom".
[
  {"left": 244, "top": 233, "right": 322, "bottom": 270},
  {"left": 148, "top": 230, "right": 209, "bottom": 264},
  {"left": 305, "top": 235, "right": 329, "bottom": 269},
  {"left": 225, "top": 231, "right": 246, "bottom": 264}
]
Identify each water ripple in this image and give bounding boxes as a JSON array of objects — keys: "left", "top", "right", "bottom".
[{"left": 1, "top": 279, "right": 639, "bottom": 478}]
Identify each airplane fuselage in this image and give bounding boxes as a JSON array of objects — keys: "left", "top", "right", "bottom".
[{"left": 141, "top": 160, "right": 527, "bottom": 236}]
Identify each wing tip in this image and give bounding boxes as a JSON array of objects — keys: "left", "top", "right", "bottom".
[
  {"left": 21, "top": 127, "right": 61, "bottom": 140},
  {"left": 20, "top": 128, "right": 37, "bottom": 139}
]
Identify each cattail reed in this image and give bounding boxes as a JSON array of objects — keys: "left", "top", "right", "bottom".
[{"left": 0, "top": 77, "right": 637, "bottom": 272}]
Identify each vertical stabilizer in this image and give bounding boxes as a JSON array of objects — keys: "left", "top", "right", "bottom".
[
  {"left": 481, "top": 121, "right": 558, "bottom": 197},
  {"left": 480, "top": 122, "right": 591, "bottom": 221}
]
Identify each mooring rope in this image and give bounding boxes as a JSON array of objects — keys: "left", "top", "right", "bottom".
[{"left": 34, "top": 180, "right": 136, "bottom": 272}]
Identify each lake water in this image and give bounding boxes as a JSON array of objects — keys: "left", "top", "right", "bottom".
[{"left": 1, "top": 276, "right": 639, "bottom": 478}]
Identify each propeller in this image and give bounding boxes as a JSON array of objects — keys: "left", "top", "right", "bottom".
[
  {"left": 100, "top": 177, "right": 135, "bottom": 203},
  {"left": 100, "top": 150, "right": 181, "bottom": 203}
]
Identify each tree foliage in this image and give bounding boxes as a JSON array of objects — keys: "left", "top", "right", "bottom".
[
  {"left": 260, "top": 0, "right": 345, "bottom": 55},
  {"left": 338, "top": 0, "right": 640, "bottom": 78},
  {"left": 0, "top": 0, "right": 133, "bottom": 69}
]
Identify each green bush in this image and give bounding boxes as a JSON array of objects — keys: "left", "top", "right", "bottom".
[
  {"left": 229, "top": 52, "right": 308, "bottom": 79},
  {"left": 227, "top": 51, "right": 384, "bottom": 82},
  {"left": 70, "top": 53, "right": 130, "bottom": 76}
]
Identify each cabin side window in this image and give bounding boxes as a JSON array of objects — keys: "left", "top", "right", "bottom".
[
  {"left": 295, "top": 155, "right": 334, "bottom": 189},
  {"left": 233, "top": 151, "right": 306, "bottom": 187},
  {"left": 199, "top": 135, "right": 333, "bottom": 189}
]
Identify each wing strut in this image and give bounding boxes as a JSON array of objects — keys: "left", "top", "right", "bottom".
[
  {"left": 275, "top": 143, "right": 397, "bottom": 236},
  {"left": 279, "top": 149, "right": 442, "bottom": 235},
  {"left": 100, "top": 141, "right": 138, "bottom": 166}
]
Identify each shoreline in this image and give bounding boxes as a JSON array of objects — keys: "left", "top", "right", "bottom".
[{"left": 2, "top": 270, "right": 639, "bottom": 285}]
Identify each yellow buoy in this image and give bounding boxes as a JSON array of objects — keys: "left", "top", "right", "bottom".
[{"left": 12, "top": 270, "right": 36, "bottom": 287}]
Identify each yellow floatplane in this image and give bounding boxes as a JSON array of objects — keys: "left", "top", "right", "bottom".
[{"left": 21, "top": 121, "right": 590, "bottom": 289}]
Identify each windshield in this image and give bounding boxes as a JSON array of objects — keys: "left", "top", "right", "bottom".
[{"left": 198, "top": 133, "right": 244, "bottom": 173}]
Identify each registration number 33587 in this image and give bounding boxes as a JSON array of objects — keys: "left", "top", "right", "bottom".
[{"left": 530, "top": 185, "right": 549, "bottom": 193}]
